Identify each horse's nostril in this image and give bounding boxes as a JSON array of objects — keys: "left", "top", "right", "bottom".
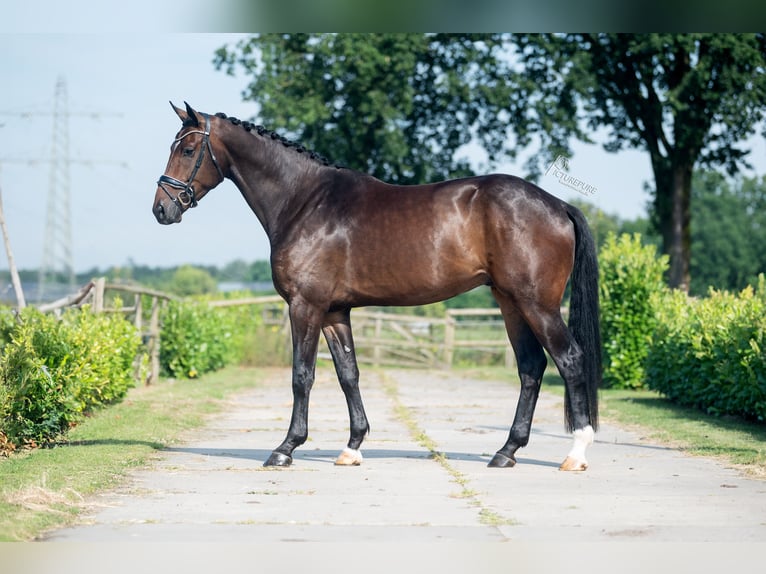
[{"left": 154, "top": 202, "right": 166, "bottom": 222}]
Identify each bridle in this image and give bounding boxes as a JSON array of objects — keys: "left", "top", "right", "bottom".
[{"left": 157, "top": 113, "right": 224, "bottom": 210}]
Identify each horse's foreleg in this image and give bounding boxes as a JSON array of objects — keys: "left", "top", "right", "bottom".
[
  {"left": 489, "top": 297, "right": 548, "bottom": 468},
  {"left": 263, "top": 301, "right": 322, "bottom": 467},
  {"left": 322, "top": 310, "right": 369, "bottom": 466}
]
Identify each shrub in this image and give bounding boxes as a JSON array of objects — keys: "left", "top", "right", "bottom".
[
  {"left": 64, "top": 303, "right": 142, "bottom": 410},
  {"left": 0, "top": 307, "right": 141, "bottom": 448},
  {"left": 599, "top": 233, "right": 668, "bottom": 389},
  {"left": 646, "top": 277, "right": 766, "bottom": 421},
  {"left": 159, "top": 300, "right": 236, "bottom": 378},
  {"left": 213, "top": 302, "right": 270, "bottom": 366},
  {"left": 0, "top": 310, "right": 79, "bottom": 447},
  {"left": 0, "top": 308, "right": 17, "bottom": 351}
]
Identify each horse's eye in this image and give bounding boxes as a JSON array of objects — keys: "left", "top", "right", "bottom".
[{"left": 182, "top": 147, "right": 195, "bottom": 157}]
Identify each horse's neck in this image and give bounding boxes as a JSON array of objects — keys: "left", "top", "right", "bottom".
[{"left": 226, "top": 134, "right": 325, "bottom": 244}]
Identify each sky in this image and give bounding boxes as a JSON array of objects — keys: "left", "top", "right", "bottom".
[{"left": 1, "top": 33, "right": 765, "bottom": 274}]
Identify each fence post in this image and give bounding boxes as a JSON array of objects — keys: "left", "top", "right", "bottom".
[
  {"left": 372, "top": 313, "right": 383, "bottom": 367},
  {"left": 505, "top": 344, "right": 515, "bottom": 370},
  {"left": 92, "top": 277, "right": 106, "bottom": 313},
  {"left": 147, "top": 296, "right": 160, "bottom": 385},
  {"left": 133, "top": 294, "right": 143, "bottom": 330},
  {"left": 443, "top": 312, "right": 456, "bottom": 368}
]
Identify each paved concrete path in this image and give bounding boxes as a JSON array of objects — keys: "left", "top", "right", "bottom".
[{"left": 46, "top": 367, "right": 766, "bottom": 543}]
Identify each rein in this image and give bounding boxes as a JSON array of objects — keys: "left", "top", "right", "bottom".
[{"left": 157, "top": 113, "right": 224, "bottom": 210}]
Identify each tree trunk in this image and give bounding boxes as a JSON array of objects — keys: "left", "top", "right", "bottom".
[{"left": 653, "top": 160, "right": 692, "bottom": 292}]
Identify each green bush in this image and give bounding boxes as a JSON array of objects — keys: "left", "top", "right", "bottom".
[
  {"left": 0, "top": 308, "right": 17, "bottom": 351},
  {"left": 599, "top": 233, "right": 669, "bottom": 389},
  {"left": 0, "top": 307, "right": 141, "bottom": 448},
  {"left": 159, "top": 300, "right": 236, "bottom": 378},
  {"left": 213, "top": 302, "right": 269, "bottom": 366},
  {"left": 64, "top": 305, "right": 142, "bottom": 410},
  {"left": 646, "top": 277, "right": 766, "bottom": 421}
]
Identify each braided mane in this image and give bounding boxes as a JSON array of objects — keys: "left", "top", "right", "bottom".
[{"left": 215, "top": 112, "right": 339, "bottom": 168}]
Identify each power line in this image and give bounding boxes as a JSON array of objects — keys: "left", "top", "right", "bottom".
[{"left": 0, "top": 75, "right": 124, "bottom": 301}]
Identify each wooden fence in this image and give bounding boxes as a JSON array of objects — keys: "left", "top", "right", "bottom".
[
  {"left": 38, "top": 278, "right": 176, "bottom": 385},
  {"left": 209, "top": 299, "right": 515, "bottom": 369},
  {"left": 346, "top": 308, "right": 514, "bottom": 369},
  {"left": 35, "top": 280, "right": 567, "bottom": 376},
  {"left": 210, "top": 298, "right": 516, "bottom": 369}
]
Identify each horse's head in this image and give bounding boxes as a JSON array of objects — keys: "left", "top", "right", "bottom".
[{"left": 153, "top": 102, "right": 225, "bottom": 224}]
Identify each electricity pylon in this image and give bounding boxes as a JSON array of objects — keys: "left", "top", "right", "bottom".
[
  {"left": 0, "top": 76, "right": 123, "bottom": 301},
  {"left": 38, "top": 76, "right": 74, "bottom": 299}
]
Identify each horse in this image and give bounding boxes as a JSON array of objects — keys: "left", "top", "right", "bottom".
[{"left": 153, "top": 102, "right": 601, "bottom": 471}]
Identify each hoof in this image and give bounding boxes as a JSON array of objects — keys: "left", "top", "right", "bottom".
[
  {"left": 559, "top": 456, "right": 588, "bottom": 471},
  {"left": 334, "top": 447, "right": 363, "bottom": 466},
  {"left": 264, "top": 451, "right": 293, "bottom": 467},
  {"left": 488, "top": 452, "right": 516, "bottom": 468}
]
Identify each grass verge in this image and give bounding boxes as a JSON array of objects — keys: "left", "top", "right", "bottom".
[
  {"left": 0, "top": 366, "right": 262, "bottom": 541},
  {"left": 464, "top": 366, "right": 766, "bottom": 478}
]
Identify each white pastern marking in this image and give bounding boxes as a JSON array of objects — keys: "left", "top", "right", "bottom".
[
  {"left": 567, "top": 425, "right": 595, "bottom": 462},
  {"left": 336, "top": 447, "right": 363, "bottom": 466}
]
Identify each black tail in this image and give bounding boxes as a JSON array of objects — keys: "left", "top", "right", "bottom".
[{"left": 564, "top": 205, "right": 601, "bottom": 432}]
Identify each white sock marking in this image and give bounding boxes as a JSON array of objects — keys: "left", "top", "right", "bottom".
[
  {"left": 339, "top": 447, "right": 363, "bottom": 464},
  {"left": 567, "top": 425, "right": 595, "bottom": 462}
]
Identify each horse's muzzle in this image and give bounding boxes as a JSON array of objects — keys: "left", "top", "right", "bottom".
[{"left": 153, "top": 197, "right": 182, "bottom": 225}]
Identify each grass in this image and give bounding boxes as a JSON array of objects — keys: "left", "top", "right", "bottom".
[
  {"left": 464, "top": 366, "right": 766, "bottom": 478},
  {"left": 0, "top": 366, "right": 262, "bottom": 541}
]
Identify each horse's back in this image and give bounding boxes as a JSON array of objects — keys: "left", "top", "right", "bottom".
[{"left": 273, "top": 170, "right": 576, "bottom": 309}]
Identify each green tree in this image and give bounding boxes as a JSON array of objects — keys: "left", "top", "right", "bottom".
[
  {"left": 249, "top": 260, "right": 272, "bottom": 282},
  {"left": 690, "top": 172, "right": 766, "bottom": 295},
  {"left": 512, "top": 34, "right": 766, "bottom": 291},
  {"left": 215, "top": 34, "right": 766, "bottom": 291},
  {"left": 214, "top": 33, "right": 512, "bottom": 184},
  {"left": 219, "top": 259, "right": 251, "bottom": 282},
  {"left": 566, "top": 198, "right": 622, "bottom": 249},
  {"left": 166, "top": 265, "right": 218, "bottom": 297}
]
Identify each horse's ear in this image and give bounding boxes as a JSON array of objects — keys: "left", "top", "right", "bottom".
[
  {"left": 183, "top": 101, "right": 200, "bottom": 127},
  {"left": 170, "top": 101, "right": 187, "bottom": 123}
]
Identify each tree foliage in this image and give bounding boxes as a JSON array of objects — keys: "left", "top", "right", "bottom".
[
  {"left": 166, "top": 265, "right": 218, "bottom": 297},
  {"left": 511, "top": 33, "right": 766, "bottom": 289},
  {"left": 216, "top": 33, "right": 766, "bottom": 291},
  {"left": 214, "top": 33, "right": 514, "bottom": 184},
  {"left": 690, "top": 172, "right": 766, "bottom": 296}
]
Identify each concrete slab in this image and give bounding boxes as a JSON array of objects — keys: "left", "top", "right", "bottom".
[{"left": 44, "top": 367, "right": 766, "bottom": 544}]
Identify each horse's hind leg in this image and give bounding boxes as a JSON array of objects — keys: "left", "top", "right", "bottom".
[
  {"left": 322, "top": 309, "right": 369, "bottom": 466},
  {"left": 519, "top": 304, "right": 595, "bottom": 471},
  {"left": 489, "top": 291, "right": 548, "bottom": 468}
]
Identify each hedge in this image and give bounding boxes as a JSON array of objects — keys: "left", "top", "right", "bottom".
[
  {"left": 598, "top": 233, "right": 765, "bottom": 420},
  {"left": 0, "top": 306, "right": 141, "bottom": 449},
  {"left": 0, "top": 295, "right": 269, "bottom": 451},
  {"left": 645, "top": 277, "right": 766, "bottom": 422},
  {"left": 599, "top": 233, "right": 668, "bottom": 389},
  {"left": 158, "top": 298, "right": 263, "bottom": 379}
]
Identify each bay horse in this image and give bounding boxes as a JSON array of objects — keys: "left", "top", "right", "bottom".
[{"left": 153, "top": 102, "right": 601, "bottom": 471}]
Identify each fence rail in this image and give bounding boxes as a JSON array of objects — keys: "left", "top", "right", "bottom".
[
  {"left": 185, "top": 296, "right": 516, "bottom": 369},
  {"left": 30, "top": 279, "right": 569, "bottom": 376},
  {"left": 318, "top": 307, "right": 515, "bottom": 369},
  {"left": 34, "top": 278, "right": 176, "bottom": 385}
]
